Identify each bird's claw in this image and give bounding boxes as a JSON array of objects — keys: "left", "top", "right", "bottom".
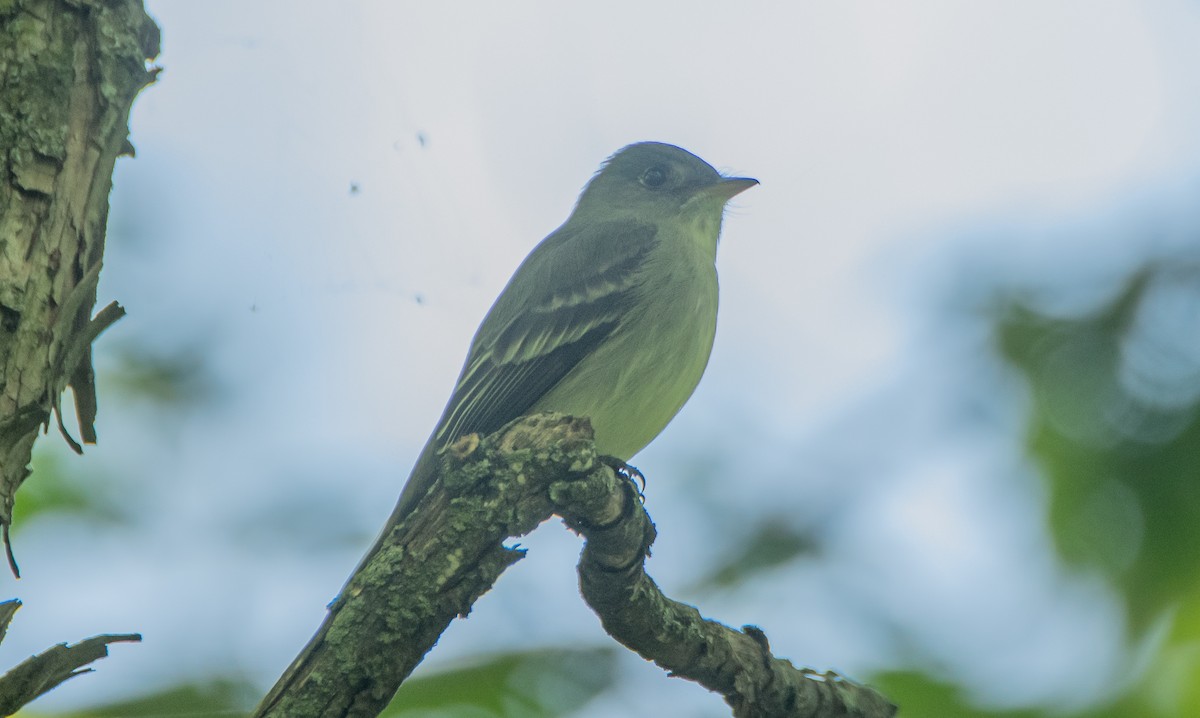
[{"left": 599, "top": 455, "right": 646, "bottom": 502}]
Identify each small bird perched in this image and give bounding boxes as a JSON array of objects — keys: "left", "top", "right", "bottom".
[
  {"left": 388, "top": 141, "right": 756, "bottom": 528},
  {"left": 257, "top": 143, "right": 754, "bottom": 714}
]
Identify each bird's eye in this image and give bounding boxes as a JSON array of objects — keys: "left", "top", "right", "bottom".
[{"left": 639, "top": 165, "right": 669, "bottom": 189}]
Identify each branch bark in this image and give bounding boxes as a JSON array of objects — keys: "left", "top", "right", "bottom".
[
  {"left": 256, "top": 413, "right": 896, "bottom": 718},
  {"left": 0, "top": 631, "right": 141, "bottom": 711},
  {"left": 566, "top": 475, "right": 896, "bottom": 718},
  {"left": 0, "top": 0, "right": 159, "bottom": 569},
  {"left": 0, "top": 2, "right": 155, "bottom": 711},
  {"left": 0, "top": 598, "right": 141, "bottom": 716}
]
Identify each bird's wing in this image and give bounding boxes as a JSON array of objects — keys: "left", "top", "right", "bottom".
[{"left": 433, "top": 219, "right": 658, "bottom": 445}]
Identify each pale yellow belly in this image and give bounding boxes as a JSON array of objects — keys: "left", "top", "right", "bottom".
[{"left": 530, "top": 269, "right": 718, "bottom": 459}]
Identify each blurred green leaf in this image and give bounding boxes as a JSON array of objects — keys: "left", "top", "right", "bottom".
[
  {"left": 692, "top": 517, "right": 819, "bottom": 590},
  {"left": 11, "top": 451, "right": 127, "bottom": 528},
  {"left": 24, "top": 678, "right": 256, "bottom": 717},
  {"left": 382, "top": 647, "right": 616, "bottom": 718},
  {"left": 998, "top": 265, "right": 1200, "bottom": 630},
  {"left": 105, "top": 344, "right": 218, "bottom": 408},
  {"left": 875, "top": 665, "right": 1200, "bottom": 718},
  {"left": 873, "top": 671, "right": 1042, "bottom": 718},
  {"left": 989, "top": 262, "right": 1200, "bottom": 717}
]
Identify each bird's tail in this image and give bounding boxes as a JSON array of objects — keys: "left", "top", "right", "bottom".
[{"left": 253, "top": 440, "right": 440, "bottom": 715}]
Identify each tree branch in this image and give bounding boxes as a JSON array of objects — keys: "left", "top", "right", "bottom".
[
  {"left": 562, "top": 476, "right": 896, "bottom": 717},
  {"left": 257, "top": 413, "right": 896, "bottom": 718},
  {"left": 255, "top": 414, "right": 600, "bottom": 717},
  {"left": 0, "top": 599, "right": 141, "bottom": 715}
]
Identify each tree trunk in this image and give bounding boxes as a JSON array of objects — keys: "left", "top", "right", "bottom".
[{"left": 0, "top": 0, "right": 158, "bottom": 570}]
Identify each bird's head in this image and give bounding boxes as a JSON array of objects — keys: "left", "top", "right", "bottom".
[{"left": 573, "top": 142, "right": 757, "bottom": 223}]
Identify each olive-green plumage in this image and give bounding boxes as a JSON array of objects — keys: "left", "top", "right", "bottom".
[
  {"left": 256, "top": 145, "right": 755, "bottom": 712},
  {"left": 389, "top": 141, "right": 755, "bottom": 531}
]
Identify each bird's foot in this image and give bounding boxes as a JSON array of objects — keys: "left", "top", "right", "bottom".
[{"left": 599, "top": 455, "right": 646, "bottom": 501}]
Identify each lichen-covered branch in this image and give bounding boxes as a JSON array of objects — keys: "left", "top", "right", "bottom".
[
  {"left": 0, "top": 599, "right": 141, "bottom": 715},
  {"left": 563, "top": 481, "right": 897, "bottom": 718},
  {"left": 256, "top": 413, "right": 895, "bottom": 718},
  {"left": 255, "top": 413, "right": 602, "bottom": 718},
  {"left": 0, "top": 0, "right": 159, "bottom": 569}
]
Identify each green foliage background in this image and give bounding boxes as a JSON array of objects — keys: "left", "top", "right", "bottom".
[{"left": 16, "top": 258, "right": 1199, "bottom": 718}]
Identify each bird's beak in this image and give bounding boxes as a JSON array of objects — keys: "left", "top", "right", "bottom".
[{"left": 697, "top": 176, "right": 759, "bottom": 201}]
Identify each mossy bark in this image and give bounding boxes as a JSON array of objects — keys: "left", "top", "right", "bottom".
[
  {"left": 256, "top": 414, "right": 897, "bottom": 718},
  {"left": 0, "top": 0, "right": 158, "bottom": 563}
]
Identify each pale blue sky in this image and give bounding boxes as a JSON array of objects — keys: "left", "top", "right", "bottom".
[{"left": 6, "top": 2, "right": 1200, "bottom": 715}]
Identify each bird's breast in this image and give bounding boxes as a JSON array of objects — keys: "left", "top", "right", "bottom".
[{"left": 531, "top": 246, "right": 718, "bottom": 460}]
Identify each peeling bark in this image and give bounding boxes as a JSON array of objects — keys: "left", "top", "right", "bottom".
[{"left": 0, "top": 0, "right": 159, "bottom": 571}]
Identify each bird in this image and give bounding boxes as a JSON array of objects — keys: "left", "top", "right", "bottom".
[
  {"left": 255, "top": 142, "right": 754, "bottom": 715},
  {"left": 386, "top": 141, "right": 757, "bottom": 531}
]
